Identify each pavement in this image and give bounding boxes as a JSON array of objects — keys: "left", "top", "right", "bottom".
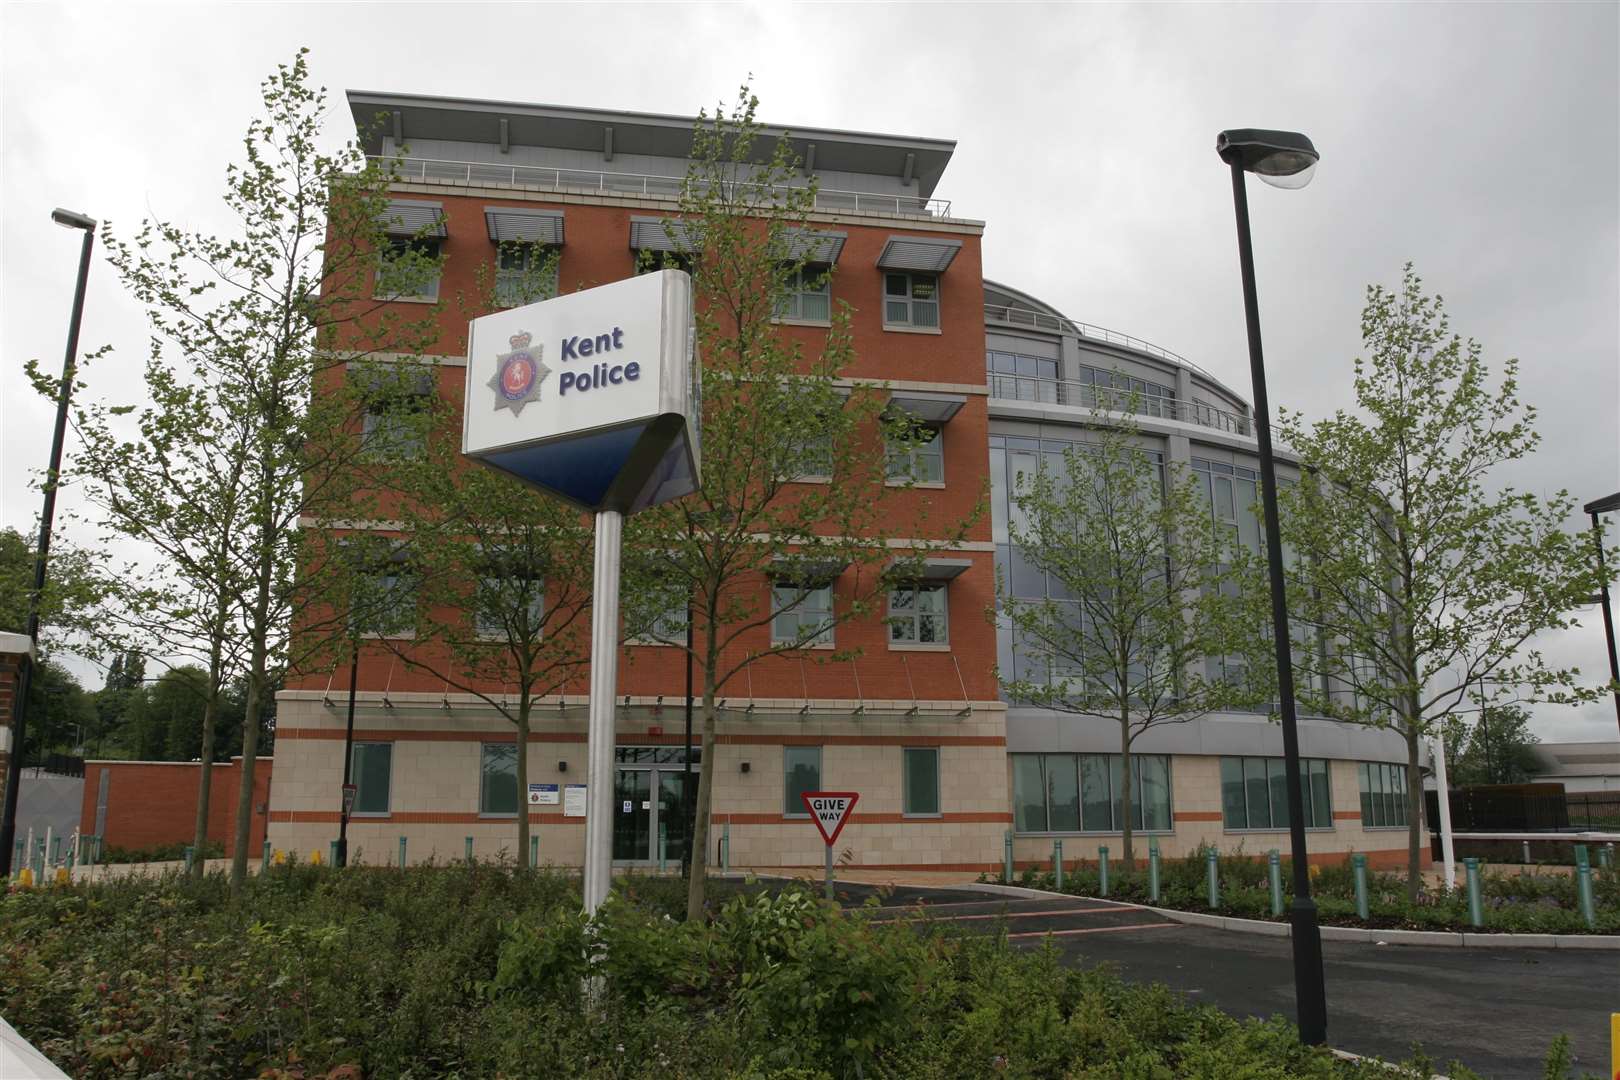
[{"left": 806, "top": 878, "right": 1615, "bottom": 1080}]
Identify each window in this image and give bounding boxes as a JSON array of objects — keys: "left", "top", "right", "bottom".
[
  {"left": 348, "top": 742, "right": 393, "bottom": 815},
  {"left": 903, "top": 748, "right": 940, "bottom": 816},
  {"left": 494, "top": 243, "right": 559, "bottom": 307},
  {"left": 776, "top": 266, "right": 831, "bottom": 322},
  {"left": 793, "top": 429, "right": 834, "bottom": 480},
  {"left": 1358, "top": 761, "right": 1409, "bottom": 829},
  {"left": 986, "top": 351, "right": 1060, "bottom": 403},
  {"left": 884, "top": 272, "right": 939, "bottom": 328},
  {"left": 889, "top": 582, "right": 948, "bottom": 645},
  {"left": 1009, "top": 753, "right": 1171, "bottom": 832},
  {"left": 1221, "top": 756, "right": 1333, "bottom": 830},
  {"left": 480, "top": 743, "right": 519, "bottom": 816},
  {"left": 474, "top": 574, "right": 545, "bottom": 641},
  {"left": 376, "top": 235, "right": 442, "bottom": 301},
  {"left": 771, "top": 582, "right": 834, "bottom": 646},
  {"left": 632, "top": 596, "right": 689, "bottom": 645},
  {"left": 352, "top": 563, "right": 417, "bottom": 638},
  {"left": 360, "top": 369, "right": 434, "bottom": 461},
  {"left": 886, "top": 424, "right": 944, "bottom": 484},
  {"left": 784, "top": 746, "right": 821, "bottom": 816}
]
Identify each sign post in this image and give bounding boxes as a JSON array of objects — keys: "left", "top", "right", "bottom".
[
  {"left": 801, "top": 791, "right": 859, "bottom": 900},
  {"left": 463, "top": 270, "right": 700, "bottom": 917}
]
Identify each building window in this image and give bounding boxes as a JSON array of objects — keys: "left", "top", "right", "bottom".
[
  {"left": 903, "top": 747, "right": 940, "bottom": 816},
  {"left": 495, "top": 242, "right": 559, "bottom": 308},
  {"left": 474, "top": 574, "right": 545, "bottom": 641},
  {"left": 348, "top": 742, "right": 393, "bottom": 816},
  {"left": 776, "top": 266, "right": 831, "bottom": 322},
  {"left": 986, "top": 351, "right": 1060, "bottom": 403},
  {"left": 1221, "top": 757, "right": 1332, "bottom": 830},
  {"left": 376, "top": 236, "right": 442, "bottom": 301},
  {"left": 351, "top": 563, "right": 417, "bottom": 639},
  {"left": 631, "top": 596, "right": 689, "bottom": 646},
  {"left": 480, "top": 743, "right": 519, "bottom": 816},
  {"left": 1358, "top": 761, "right": 1409, "bottom": 829},
  {"left": 1010, "top": 753, "right": 1171, "bottom": 833},
  {"left": 771, "top": 582, "right": 834, "bottom": 646},
  {"left": 361, "top": 373, "right": 433, "bottom": 461},
  {"left": 884, "top": 272, "right": 939, "bottom": 328},
  {"left": 889, "top": 582, "right": 948, "bottom": 645},
  {"left": 784, "top": 745, "right": 822, "bottom": 816},
  {"left": 886, "top": 424, "right": 944, "bottom": 484}
]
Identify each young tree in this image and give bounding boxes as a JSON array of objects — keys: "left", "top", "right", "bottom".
[
  {"left": 98, "top": 50, "right": 443, "bottom": 893},
  {"left": 1276, "top": 264, "right": 1608, "bottom": 895},
  {"left": 998, "top": 409, "right": 1251, "bottom": 867},
  {"left": 630, "top": 87, "right": 976, "bottom": 921},
  {"left": 1443, "top": 703, "right": 1542, "bottom": 786}
]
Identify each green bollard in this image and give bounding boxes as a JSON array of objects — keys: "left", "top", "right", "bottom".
[
  {"left": 1148, "top": 840, "right": 1161, "bottom": 903},
  {"left": 721, "top": 821, "right": 731, "bottom": 874},
  {"left": 1098, "top": 845, "right": 1110, "bottom": 898},
  {"left": 1053, "top": 839, "right": 1064, "bottom": 891},
  {"left": 398, "top": 836, "right": 407, "bottom": 868},
  {"left": 51, "top": 838, "right": 61, "bottom": 866},
  {"left": 1205, "top": 848, "right": 1220, "bottom": 909},
  {"left": 183, "top": 845, "right": 195, "bottom": 873},
  {"left": 261, "top": 843, "right": 270, "bottom": 874},
  {"left": 1268, "top": 850, "right": 1284, "bottom": 917},
  {"left": 1576, "top": 864, "right": 1596, "bottom": 929},
  {"left": 1602, "top": 843, "right": 1615, "bottom": 871},
  {"left": 1464, "top": 857, "right": 1483, "bottom": 928},
  {"left": 465, "top": 836, "right": 474, "bottom": 865},
  {"left": 529, "top": 834, "right": 539, "bottom": 868},
  {"left": 658, "top": 822, "right": 668, "bottom": 873},
  {"left": 1573, "top": 844, "right": 1589, "bottom": 870},
  {"left": 1003, "top": 829, "right": 1014, "bottom": 884},
  {"left": 1352, "top": 854, "right": 1369, "bottom": 920},
  {"left": 329, "top": 840, "right": 339, "bottom": 867}
]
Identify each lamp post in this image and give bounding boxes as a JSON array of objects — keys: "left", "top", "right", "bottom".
[
  {"left": 0, "top": 208, "right": 97, "bottom": 879},
  {"left": 1215, "top": 130, "right": 1327, "bottom": 1045},
  {"left": 1582, "top": 492, "right": 1620, "bottom": 736}
]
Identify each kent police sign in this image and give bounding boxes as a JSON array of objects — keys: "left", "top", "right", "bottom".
[{"left": 462, "top": 270, "right": 700, "bottom": 513}]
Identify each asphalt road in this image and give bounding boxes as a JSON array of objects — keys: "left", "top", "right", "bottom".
[{"left": 824, "top": 882, "right": 1614, "bottom": 1079}]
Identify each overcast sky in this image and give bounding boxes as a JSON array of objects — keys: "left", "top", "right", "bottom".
[{"left": 3, "top": 2, "right": 1616, "bottom": 741}]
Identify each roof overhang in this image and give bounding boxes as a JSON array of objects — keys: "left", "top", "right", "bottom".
[
  {"left": 886, "top": 390, "right": 965, "bottom": 425},
  {"left": 887, "top": 557, "right": 973, "bottom": 581},
  {"left": 877, "top": 235, "right": 962, "bottom": 273},
  {"left": 485, "top": 206, "right": 564, "bottom": 245},
  {"left": 349, "top": 91, "right": 957, "bottom": 198}
]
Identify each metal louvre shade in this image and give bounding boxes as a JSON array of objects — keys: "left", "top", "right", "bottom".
[
  {"left": 877, "top": 235, "right": 962, "bottom": 272},
  {"left": 630, "top": 215, "right": 701, "bottom": 253},
  {"left": 887, "top": 556, "right": 972, "bottom": 581},
  {"left": 378, "top": 200, "right": 446, "bottom": 238},
  {"left": 783, "top": 228, "right": 847, "bottom": 265},
  {"left": 885, "top": 390, "right": 965, "bottom": 424},
  {"left": 485, "top": 207, "right": 565, "bottom": 245}
]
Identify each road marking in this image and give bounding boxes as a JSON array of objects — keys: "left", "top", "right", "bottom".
[
  {"left": 870, "top": 905, "right": 1144, "bottom": 924},
  {"left": 1007, "top": 921, "right": 1179, "bottom": 940}
]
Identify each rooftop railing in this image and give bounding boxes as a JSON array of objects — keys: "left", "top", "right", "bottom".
[
  {"left": 986, "top": 373, "right": 1253, "bottom": 437},
  {"left": 984, "top": 302, "right": 1230, "bottom": 389},
  {"left": 375, "top": 155, "right": 952, "bottom": 219}
]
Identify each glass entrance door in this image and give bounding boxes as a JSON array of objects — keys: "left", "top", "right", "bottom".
[
  {"left": 612, "top": 769, "right": 651, "bottom": 862},
  {"left": 658, "top": 770, "right": 694, "bottom": 868}
]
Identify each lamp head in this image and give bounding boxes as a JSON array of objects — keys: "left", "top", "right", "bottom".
[
  {"left": 51, "top": 208, "right": 97, "bottom": 231},
  {"left": 1584, "top": 491, "right": 1620, "bottom": 515},
  {"left": 1216, "top": 129, "right": 1319, "bottom": 189}
]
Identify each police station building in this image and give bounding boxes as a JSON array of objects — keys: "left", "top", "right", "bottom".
[{"left": 266, "top": 92, "right": 1419, "bottom": 873}]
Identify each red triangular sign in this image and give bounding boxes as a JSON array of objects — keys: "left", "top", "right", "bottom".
[{"left": 801, "top": 791, "right": 859, "bottom": 846}]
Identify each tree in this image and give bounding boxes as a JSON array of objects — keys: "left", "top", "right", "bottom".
[
  {"left": 1443, "top": 703, "right": 1542, "bottom": 786},
  {"left": 628, "top": 87, "right": 975, "bottom": 921},
  {"left": 96, "top": 50, "right": 442, "bottom": 893},
  {"left": 0, "top": 526, "right": 103, "bottom": 641},
  {"left": 20, "top": 661, "right": 95, "bottom": 762},
  {"left": 998, "top": 409, "right": 1251, "bottom": 867},
  {"left": 1276, "top": 264, "right": 1608, "bottom": 896}
]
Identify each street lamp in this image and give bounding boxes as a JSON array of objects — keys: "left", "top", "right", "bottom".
[
  {"left": 1215, "top": 129, "right": 1327, "bottom": 1046},
  {"left": 1583, "top": 491, "right": 1620, "bottom": 735},
  {"left": 0, "top": 208, "right": 98, "bottom": 879}
]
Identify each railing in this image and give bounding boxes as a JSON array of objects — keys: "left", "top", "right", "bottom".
[
  {"left": 986, "top": 373, "right": 1253, "bottom": 436},
  {"left": 983, "top": 303, "right": 1226, "bottom": 388},
  {"left": 375, "top": 155, "right": 952, "bottom": 218}
]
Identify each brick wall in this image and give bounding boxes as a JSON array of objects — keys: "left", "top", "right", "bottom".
[{"left": 79, "top": 757, "right": 273, "bottom": 857}]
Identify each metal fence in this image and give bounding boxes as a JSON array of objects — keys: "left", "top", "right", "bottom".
[
  {"left": 20, "top": 752, "right": 84, "bottom": 779},
  {"left": 1424, "top": 784, "right": 1620, "bottom": 833}
]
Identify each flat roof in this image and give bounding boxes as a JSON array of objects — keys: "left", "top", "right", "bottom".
[{"left": 348, "top": 91, "right": 957, "bottom": 199}]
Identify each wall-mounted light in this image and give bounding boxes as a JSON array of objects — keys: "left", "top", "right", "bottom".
[
  {"left": 557, "top": 760, "right": 568, "bottom": 773},
  {"left": 739, "top": 761, "right": 751, "bottom": 774}
]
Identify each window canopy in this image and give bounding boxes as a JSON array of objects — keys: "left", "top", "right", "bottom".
[
  {"left": 877, "top": 235, "right": 961, "bottom": 273},
  {"left": 485, "top": 206, "right": 564, "bottom": 245},
  {"left": 378, "top": 200, "right": 446, "bottom": 238}
]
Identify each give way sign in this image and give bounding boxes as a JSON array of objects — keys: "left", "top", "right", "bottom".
[{"left": 801, "top": 791, "right": 859, "bottom": 846}]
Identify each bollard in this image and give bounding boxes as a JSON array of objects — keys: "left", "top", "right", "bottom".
[
  {"left": 1053, "top": 839, "right": 1064, "bottom": 891},
  {"left": 1352, "top": 854, "right": 1369, "bottom": 920},
  {"left": 1574, "top": 844, "right": 1590, "bottom": 870},
  {"left": 1576, "top": 864, "right": 1597, "bottom": 929},
  {"left": 721, "top": 821, "right": 731, "bottom": 874},
  {"left": 1602, "top": 843, "right": 1615, "bottom": 871},
  {"left": 50, "top": 837, "right": 61, "bottom": 866},
  {"left": 11, "top": 839, "right": 22, "bottom": 877},
  {"left": 465, "top": 836, "right": 474, "bottom": 865},
  {"left": 329, "top": 840, "right": 339, "bottom": 867},
  {"left": 262, "top": 844, "right": 271, "bottom": 875},
  {"left": 1464, "top": 857, "right": 1483, "bottom": 928},
  {"left": 1268, "top": 850, "right": 1284, "bottom": 917},
  {"left": 183, "top": 846, "right": 195, "bottom": 874},
  {"left": 659, "top": 823, "right": 668, "bottom": 873},
  {"left": 1098, "top": 845, "right": 1110, "bottom": 898},
  {"left": 1205, "top": 848, "right": 1220, "bottom": 909},
  {"left": 1148, "top": 839, "right": 1161, "bottom": 903},
  {"left": 530, "top": 834, "right": 539, "bottom": 868},
  {"left": 1522, "top": 840, "right": 1532, "bottom": 865},
  {"left": 1003, "top": 829, "right": 1014, "bottom": 884},
  {"left": 398, "top": 836, "right": 407, "bottom": 868}
]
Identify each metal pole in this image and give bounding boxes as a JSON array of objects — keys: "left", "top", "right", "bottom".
[
  {"left": 1227, "top": 160, "right": 1326, "bottom": 1045},
  {"left": 682, "top": 540, "right": 695, "bottom": 879},
  {"left": 336, "top": 645, "right": 358, "bottom": 868},
  {"left": 583, "top": 510, "right": 623, "bottom": 915},
  {"left": 824, "top": 841, "right": 833, "bottom": 900},
  {"left": 0, "top": 220, "right": 94, "bottom": 878},
  {"left": 1433, "top": 733, "right": 1456, "bottom": 890},
  {"left": 1589, "top": 512, "right": 1620, "bottom": 736}
]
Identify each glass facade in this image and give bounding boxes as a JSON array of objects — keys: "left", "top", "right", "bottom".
[
  {"left": 903, "top": 748, "right": 940, "bottom": 815},
  {"left": 480, "top": 743, "right": 519, "bottom": 815},
  {"left": 1358, "top": 761, "right": 1411, "bottom": 828},
  {"left": 1010, "top": 753, "right": 1171, "bottom": 833},
  {"left": 1219, "top": 756, "right": 1332, "bottom": 830},
  {"left": 349, "top": 742, "right": 393, "bottom": 815},
  {"left": 984, "top": 351, "right": 1176, "bottom": 416},
  {"left": 784, "top": 746, "right": 822, "bottom": 816}
]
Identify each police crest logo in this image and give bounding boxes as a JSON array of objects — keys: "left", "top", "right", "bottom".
[{"left": 488, "top": 330, "right": 550, "bottom": 416}]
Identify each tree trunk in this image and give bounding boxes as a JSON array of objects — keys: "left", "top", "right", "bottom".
[
  {"left": 190, "top": 625, "right": 228, "bottom": 878},
  {"left": 1404, "top": 723, "right": 1423, "bottom": 902},
  {"left": 516, "top": 700, "right": 531, "bottom": 871},
  {"left": 1118, "top": 713, "right": 1135, "bottom": 870},
  {"left": 684, "top": 665, "right": 718, "bottom": 922},
  {"left": 230, "top": 669, "right": 262, "bottom": 894}
]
